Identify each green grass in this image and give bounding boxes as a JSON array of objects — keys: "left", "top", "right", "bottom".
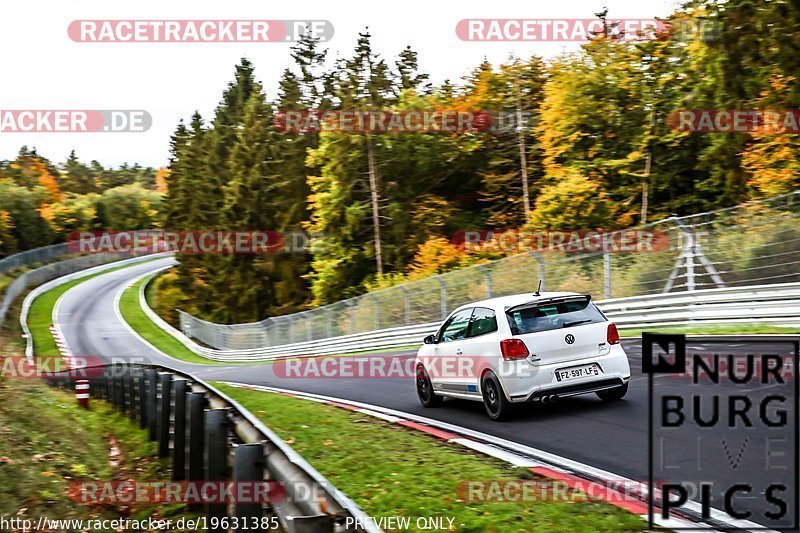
[
  {"left": 27, "top": 259, "right": 161, "bottom": 359},
  {"left": 620, "top": 323, "right": 799, "bottom": 337},
  {"left": 119, "top": 275, "right": 222, "bottom": 365},
  {"left": 214, "top": 382, "right": 646, "bottom": 533},
  {"left": 0, "top": 377, "right": 200, "bottom": 532}
]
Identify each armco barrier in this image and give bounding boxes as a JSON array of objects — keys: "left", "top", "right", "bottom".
[
  {"left": 4, "top": 250, "right": 162, "bottom": 328},
  {"left": 45, "top": 364, "right": 377, "bottom": 533},
  {"left": 139, "top": 278, "right": 800, "bottom": 362}
]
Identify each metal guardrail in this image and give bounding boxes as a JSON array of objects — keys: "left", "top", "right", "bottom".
[
  {"left": 177, "top": 192, "right": 800, "bottom": 351},
  {"left": 44, "top": 364, "right": 377, "bottom": 533},
  {"left": 0, "top": 242, "right": 72, "bottom": 276},
  {"left": 601, "top": 281, "right": 800, "bottom": 328},
  {"left": 2, "top": 249, "right": 159, "bottom": 327},
  {"left": 141, "top": 281, "right": 800, "bottom": 362}
]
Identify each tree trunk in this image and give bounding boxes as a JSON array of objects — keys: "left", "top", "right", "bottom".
[
  {"left": 366, "top": 134, "right": 383, "bottom": 275},
  {"left": 516, "top": 85, "right": 531, "bottom": 221},
  {"left": 641, "top": 108, "right": 656, "bottom": 225},
  {"left": 641, "top": 152, "right": 652, "bottom": 224}
]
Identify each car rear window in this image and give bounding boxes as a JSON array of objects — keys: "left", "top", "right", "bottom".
[{"left": 506, "top": 297, "right": 606, "bottom": 335}]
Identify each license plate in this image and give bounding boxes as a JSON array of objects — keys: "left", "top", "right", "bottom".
[{"left": 555, "top": 363, "right": 602, "bottom": 382}]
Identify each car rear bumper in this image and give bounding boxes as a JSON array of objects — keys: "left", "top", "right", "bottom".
[
  {"left": 501, "top": 346, "right": 631, "bottom": 403},
  {"left": 522, "top": 377, "right": 626, "bottom": 402}
]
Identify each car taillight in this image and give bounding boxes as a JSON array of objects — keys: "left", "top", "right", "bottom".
[
  {"left": 500, "top": 339, "right": 529, "bottom": 360},
  {"left": 607, "top": 323, "right": 620, "bottom": 345}
]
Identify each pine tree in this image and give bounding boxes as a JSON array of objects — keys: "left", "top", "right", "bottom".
[{"left": 62, "top": 151, "right": 98, "bottom": 195}]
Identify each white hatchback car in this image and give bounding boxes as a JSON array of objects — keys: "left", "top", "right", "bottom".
[{"left": 414, "top": 292, "right": 631, "bottom": 420}]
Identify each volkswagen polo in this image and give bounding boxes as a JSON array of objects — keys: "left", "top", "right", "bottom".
[{"left": 414, "top": 292, "right": 631, "bottom": 420}]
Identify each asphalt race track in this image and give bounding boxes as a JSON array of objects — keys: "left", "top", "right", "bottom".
[{"left": 56, "top": 258, "right": 798, "bottom": 530}]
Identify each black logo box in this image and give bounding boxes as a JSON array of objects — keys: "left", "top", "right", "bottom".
[{"left": 644, "top": 333, "right": 799, "bottom": 530}]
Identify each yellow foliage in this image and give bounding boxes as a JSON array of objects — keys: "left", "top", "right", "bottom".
[
  {"left": 741, "top": 73, "right": 800, "bottom": 196},
  {"left": 155, "top": 167, "right": 170, "bottom": 194},
  {"left": 407, "top": 237, "right": 466, "bottom": 280}
]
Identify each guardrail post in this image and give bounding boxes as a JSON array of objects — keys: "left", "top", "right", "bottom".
[
  {"left": 95, "top": 374, "right": 105, "bottom": 401},
  {"left": 234, "top": 443, "right": 265, "bottom": 531},
  {"left": 205, "top": 408, "right": 229, "bottom": 531},
  {"left": 127, "top": 368, "right": 137, "bottom": 421},
  {"left": 172, "top": 379, "right": 188, "bottom": 480},
  {"left": 188, "top": 392, "right": 206, "bottom": 487},
  {"left": 108, "top": 369, "right": 116, "bottom": 404},
  {"left": 138, "top": 373, "right": 147, "bottom": 429},
  {"left": 116, "top": 366, "right": 126, "bottom": 412},
  {"left": 157, "top": 373, "right": 173, "bottom": 458},
  {"left": 145, "top": 368, "right": 158, "bottom": 440}
]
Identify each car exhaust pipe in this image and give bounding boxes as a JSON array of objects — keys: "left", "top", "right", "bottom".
[
  {"left": 541, "top": 395, "right": 549, "bottom": 404},
  {"left": 549, "top": 394, "right": 559, "bottom": 403}
]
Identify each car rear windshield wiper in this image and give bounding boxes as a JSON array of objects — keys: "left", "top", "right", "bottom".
[{"left": 562, "top": 319, "right": 593, "bottom": 328}]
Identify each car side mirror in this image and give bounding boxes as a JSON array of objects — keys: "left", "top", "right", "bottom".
[{"left": 423, "top": 334, "right": 437, "bottom": 345}]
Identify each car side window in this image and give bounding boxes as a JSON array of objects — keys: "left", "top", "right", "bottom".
[
  {"left": 438, "top": 308, "right": 473, "bottom": 342},
  {"left": 467, "top": 307, "right": 497, "bottom": 338}
]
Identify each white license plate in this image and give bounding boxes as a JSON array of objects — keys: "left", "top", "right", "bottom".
[{"left": 555, "top": 363, "right": 602, "bottom": 382}]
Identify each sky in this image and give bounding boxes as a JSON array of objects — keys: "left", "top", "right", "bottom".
[{"left": 1, "top": 0, "right": 681, "bottom": 168}]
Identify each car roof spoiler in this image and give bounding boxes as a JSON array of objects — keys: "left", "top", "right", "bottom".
[{"left": 504, "top": 294, "right": 591, "bottom": 314}]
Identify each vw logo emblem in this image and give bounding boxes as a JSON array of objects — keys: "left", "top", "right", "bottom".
[{"left": 565, "top": 334, "right": 575, "bottom": 344}]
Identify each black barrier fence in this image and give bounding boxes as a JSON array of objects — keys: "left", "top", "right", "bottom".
[{"left": 45, "top": 363, "right": 372, "bottom": 533}]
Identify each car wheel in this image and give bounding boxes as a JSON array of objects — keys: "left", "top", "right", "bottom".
[
  {"left": 596, "top": 382, "right": 628, "bottom": 402},
  {"left": 481, "top": 371, "right": 513, "bottom": 421},
  {"left": 416, "top": 365, "right": 442, "bottom": 407}
]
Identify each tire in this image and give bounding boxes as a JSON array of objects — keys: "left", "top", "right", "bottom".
[
  {"left": 596, "top": 382, "right": 628, "bottom": 402},
  {"left": 416, "top": 365, "right": 443, "bottom": 407},
  {"left": 481, "top": 371, "right": 514, "bottom": 421}
]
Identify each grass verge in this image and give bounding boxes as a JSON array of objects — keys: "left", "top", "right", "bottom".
[
  {"left": 0, "top": 376, "right": 199, "bottom": 531},
  {"left": 214, "top": 382, "right": 646, "bottom": 533},
  {"left": 119, "top": 275, "right": 222, "bottom": 365}
]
